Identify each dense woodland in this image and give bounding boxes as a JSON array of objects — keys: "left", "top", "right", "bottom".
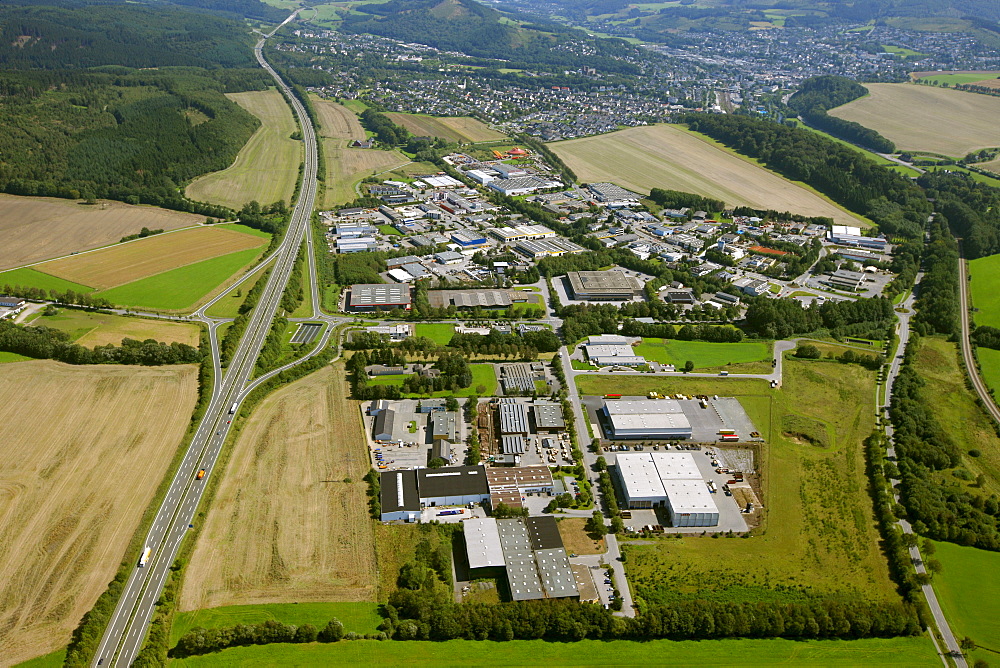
[
  {"left": 920, "top": 171, "right": 1000, "bottom": 260},
  {"left": 787, "top": 75, "right": 896, "bottom": 153}
]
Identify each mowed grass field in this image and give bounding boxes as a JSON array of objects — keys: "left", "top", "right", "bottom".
[
  {"left": 313, "top": 97, "right": 366, "bottom": 142},
  {"left": 929, "top": 540, "right": 1000, "bottom": 663},
  {"left": 584, "top": 355, "right": 898, "bottom": 605},
  {"left": 414, "top": 322, "right": 455, "bottom": 344},
  {"left": 385, "top": 113, "right": 507, "bottom": 143},
  {"left": 171, "top": 602, "right": 382, "bottom": 645},
  {"left": 0, "top": 194, "right": 201, "bottom": 271},
  {"left": 829, "top": 83, "right": 1000, "bottom": 157},
  {"left": 179, "top": 364, "right": 377, "bottom": 612},
  {"left": 550, "top": 125, "right": 865, "bottom": 226},
  {"left": 0, "top": 267, "right": 93, "bottom": 294},
  {"left": 968, "top": 253, "right": 1000, "bottom": 395},
  {"left": 0, "top": 361, "right": 197, "bottom": 666},
  {"left": 186, "top": 89, "right": 301, "bottom": 210},
  {"left": 912, "top": 70, "right": 1000, "bottom": 85},
  {"left": 167, "top": 636, "right": 939, "bottom": 667},
  {"left": 634, "top": 338, "right": 771, "bottom": 370},
  {"left": 323, "top": 143, "right": 411, "bottom": 207},
  {"left": 37, "top": 226, "right": 265, "bottom": 290},
  {"left": 28, "top": 309, "right": 201, "bottom": 347}
]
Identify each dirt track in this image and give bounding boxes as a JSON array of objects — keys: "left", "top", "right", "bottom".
[
  {"left": 179, "top": 364, "right": 377, "bottom": 611},
  {"left": 0, "top": 360, "right": 197, "bottom": 665}
]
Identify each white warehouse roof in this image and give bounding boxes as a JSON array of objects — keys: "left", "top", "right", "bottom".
[
  {"left": 649, "top": 452, "right": 703, "bottom": 480},
  {"left": 608, "top": 412, "right": 691, "bottom": 434},
  {"left": 464, "top": 518, "right": 506, "bottom": 569},
  {"left": 662, "top": 479, "right": 719, "bottom": 515},
  {"left": 604, "top": 400, "right": 684, "bottom": 415}
]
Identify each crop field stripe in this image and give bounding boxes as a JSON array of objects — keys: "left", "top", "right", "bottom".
[
  {"left": 550, "top": 124, "right": 868, "bottom": 227},
  {"left": 185, "top": 89, "right": 302, "bottom": 210},
  {"left": 829, "top": 83, "right": 1000, "bottom": 157},
  {"left": 95, "top": 246, "right": 266, "bottom": 311},
  {"left": 311, "top": 97, "right": 366, "bottom": 142},
  {"left": 0, "top": 266, "right": 94, "bottom": 293},
  {"left": 38, "top": 227, "right": 266, "bottom": 290}
]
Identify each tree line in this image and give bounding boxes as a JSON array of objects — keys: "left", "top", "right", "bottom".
[{"left": 787, "top": 75, "right": 896, "bottom": 153}]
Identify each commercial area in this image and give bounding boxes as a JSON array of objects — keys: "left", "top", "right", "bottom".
[
  {"left": 614, "top": 452, "right": 719, "bottom": 526},
  {"left": 567, "top": 270, "right": 645, "bottom": 300}
]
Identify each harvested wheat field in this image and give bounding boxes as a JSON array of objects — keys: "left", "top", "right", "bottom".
[
  {"left": 186, "top": 89, "right": 302, "bottom": 210},
  {"left": 0, "top": 360, "right": 197, "bottom": 665},
  {"left": 323, "top": 145, "right": 411, "bottom": 207},
  {"left": 0, "top": 195, "right": 201, "bottom": 272},
  {"left": 386, "top": 113, "right": 506, "bottom": 143},
  {"left": 829, "top": 83, "right": 1000, "bottom": 157},
  {"left": 551, "top": 125, "right": 865, "bottom": 226},
  {"left": 37, "top": 226, "right": 266, "bottom": 290},
  {"left": 313, "top": 97, "right": 366, "bottom": 142},
  {"left": 180, "top": 364, "right": 376, "bottom": 611}
]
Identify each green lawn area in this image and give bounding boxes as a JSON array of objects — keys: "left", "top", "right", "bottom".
[
  {"left": 0, "top": 351, "right": 32, "bottom": 363},
  {"left": 977, "top": 347, "right": 1000, "bottom": 396},
  {"left": 217, "top": 223, "right": 272, "bottom": 240},
  {"left": 0, "top": 266, "right": 94, "bottom": 293},
  {"left": 414, "top": 323, "right": 455, "bottom": 345},
  {"left": 586, "top": 355, "right": 900, "bottom": 606},
  {"left": 929, "top": 540, "right": 1000, "bottom": 662},
  {"left": 168, "top": 637, "right": 938, "bottom": 666},
  {"left": 171, "top": 602, "right": 382, "bottom": 645},
  {"left": 924, "top": 165, "right": 1000, "bottom": 188},
  {"left": 378, "top": 224, "right": 401, "bottom": 236},
  {"left": 633, "top": 338, "right": 771, "bottom": 370},
  {"left": 97, "top": 247, "right": 264, "bottom": 311},
  {"left": 370, "top": 363, "right": 496, "bottom": 397},
  {"left": 206, "top": 263, "right": 271, "bottom": 319},
  {"left": 915, "top": 71, "right": 1000, "bottom": 85},
  {"left": 13, "top": 649, "right": 67, "bottom": 668},
  {"left": 969, "top": 253, "right": 1000, "bottom": 329}
]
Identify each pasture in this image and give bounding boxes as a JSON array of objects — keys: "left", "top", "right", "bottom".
[
  {"left": 414, "top": 322, "right": 455, "bottom": 344},
  {"left": 0, "top": 267, "right": 93, "bottom": 294},
  {"left": 590, "top": 357, "right": 898, "bottom": 605},
  {"left": 550, "top": 125, "right": 865, "bottom": 226},
  {"left": 323, "top": 144, "right": 411, "bottom": 207},
  {"left": 633, "top": 338, "right": 771, "bottom": 370},
  {"left": 969, "top": 253, "right": 1000, "bottom": 329},
  {"left": 179, "top": 365, "right": 378, "bottom": 611},
  {"left": 913, "top": 337, "right": 1000, "bottom": 496},
  {"left": 167, "top": 637, "right": 938, "bottom": 666},
  {"left": 186, "top": 89, "right": 301, "bottom": 210},
  {"left": 38, "top": 226, "right": 265, "bottom": 290},
  {"left": 385, "top": 113, "right": 507, "bottom": 143},
  {"left": 0, "top": 194, "right": 201, "bottom": 271},
  {"left": 312, "top": 97, "right": 366, "bottom": 142},
  {"left": 828, "top": 83, "right": 1000, "bottom": 157},
  {"left": 95, "top": 246, "right": 265, "bottom": 311},
  {"left": 171, "top": 602, "right": 382, "bottom": 644},
  {"left": 0, "top": 361, "right": 197, "bottom": 666},
  {"left": 28, "top": 309, "right": 201, "bottom": 347},
  {"left": 0, "top": 352, "right": 32, "bottom": 363},
  {"left": 929, "top": 540, "right": 1000, "bottom": 664},
  {"left": 205, "top": 262, "right": 272, "bottom": 319},
  {"left": 368, "top": 363, "right": 498, "bottom": 398}
]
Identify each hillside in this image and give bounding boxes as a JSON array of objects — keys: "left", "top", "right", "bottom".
[{"left": 340, "top": 0, "right": 639, "bottom": 72}]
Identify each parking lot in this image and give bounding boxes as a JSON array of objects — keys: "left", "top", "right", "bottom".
[{"left": 580, "top": 395, "right": 759, "bottom": 443}]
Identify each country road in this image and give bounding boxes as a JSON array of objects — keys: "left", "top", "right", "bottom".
[
  {"left": 90, "top": 12, "right": 318, "bottom": 666},
  {"left": 957, "top": 246, "right": 1000, "bottom": 424}
]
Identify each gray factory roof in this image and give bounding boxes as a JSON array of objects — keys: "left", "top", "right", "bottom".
[
  {"left": 431, "top": 411, "right": 459, "bottom": 441},
  {"left": 373, "top": 408, "right": 396, "bottom": 438},
  {"left": 500, "top": 435, "right": 527, "bottom": 455},
  {"left": 527, "top": 516, "right": 563, "bottom": 551},
  {"left": 567, "top": 270, "right": 643, "bottom": 297},
  {"left": 609, "top": 413, "right": 691, "bottom": 433},
  {"left": 379, "top": 469, "right": 420, "bottom": 513},
  {"left": 532, "top": 402, "right": 565, "bottom": 430},
  {"left": 499, "top": 402, "right": 530, "bottom": 434},
  {"left": 535, "top": 548, "right": 579, "bottom": 599},
  {"left": 427, "top": 290, "right": 516, "bottom": 309},
  {"left": 497, "top": 519, "right": 544, "bottom": 601},
  {"left": 349, "top": 283, "right": 412, "bottom": 308},
  {"left": 416, "top": 466, "right": 489, "bottom": 498}
]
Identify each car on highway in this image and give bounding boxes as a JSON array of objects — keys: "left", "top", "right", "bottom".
[{"left": 196, "top": 469, "right": 206, "bottom": 480}]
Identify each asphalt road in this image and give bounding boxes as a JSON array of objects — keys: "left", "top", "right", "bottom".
[
  {"left": 91, "top": 14, "right": 318, "bottom": 666},
  {"left": 957, "top": 247, "right": 1000, "bottom": 424}
]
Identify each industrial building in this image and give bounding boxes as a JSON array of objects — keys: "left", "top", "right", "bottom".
[
  {"left": 532, "top": 402, "right": 565, "bottom": 433},
  {"left": 431, "top": 411, "right": 459, "bottom": 441},
  {"left": 465, "top": 517, "right": 578, "bottom": 600},
  {"left": 348, "top": 284, "right": 412, "bottom": 311},
  {"left": 427, "top": 289, "right": 528, "bottom": 310},
  {"left": 499, "top": 401, "right": 530, "bottom": 435},
  {"left": 602, "top": 399, "right": 692, "bottom": 439},
  {"left": 825, "top": 269, "right": 867, "bottom": 292},
  {"left": 513, "top": 238, "right": 586, "bottom": 259},
  {"left": 828, "top": 225, "right": 888, "bottom": 250},
  {"left": 567, "top": 270, "right": 644, "bottom": 300},
  {"left": 614, "top": 452, "right": 719, "bottom": 526}
]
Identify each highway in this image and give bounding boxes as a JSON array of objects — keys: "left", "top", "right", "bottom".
[{"left": 91, "top": 15, "right": 317, "bottom": 666}]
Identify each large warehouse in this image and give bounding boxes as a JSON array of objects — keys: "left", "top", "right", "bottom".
[
  {"left": 602, "top": 399, "right": 692, "bottom": 439},
  {"left": 348, "top": 284, "right": 412, "bottom": 311},
  {"left": 614, "top": 452, "right": 719, "bottom": 526},
  {"left": 567, "top": 270, "right": 644, "bottom": 300}
]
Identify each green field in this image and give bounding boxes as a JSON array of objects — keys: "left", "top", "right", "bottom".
[
  {"left": 171, "top": 602, "right": 382, "bottom": 645},
  {"left": 24, "top": 309, "right": 200, "bottom": 346},
  {"left": 378, "top": 224, "right": 400, "bottom": 236},
  {"left": 168, "top": 636, "right": 938, "bottom": 666},
  {"left": 217, "top": 223, "right": 272, "bottom": 240},
  {"left": 369, "top": 363, "right": 496, "bottom": 397},
  {"left": 97, "top": 247, "right": 264, "bottom": 311},
  {"left": 13, "top": 649, "right": 66, "bottom": 668},
  {"left": 915, "top": 71, "right": 1000, "bottom": 85},
  {"left": 929, "top": 540, "right": 1000, "bottom": 662},
  {"left": 969, "top": 253, "right": 1000, "bottom": 329},
  {"left": 586, "top": 354, "right": 899, "bottom": 606},
  {"left": 414, "top": 322, "right": 455, "bottom": 345},
  {"left": 977, "top": 347, "right": 1000, "bottom": 396},
  {"left": 923, "top": 164, "right": 1000, "bottom": 188},
  {"left": 0, "top": 266, "right": 94, "bottom": 293},
  {"left": 205, "top": 262, "right": 271, "bottom": 319},
  {"left": 634, "top": 338, "right": 771, "bottom": 370},
  {"left": 0, "top": 351, "right": 32, "bottom": 363}
]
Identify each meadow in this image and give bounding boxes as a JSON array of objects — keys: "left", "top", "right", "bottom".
[
  {"left": 171, "top": 602, "right": 382, "bottom": 644},
  {"left": 550, "top": 124, "right": 866, "bottom": 225},
  {"left": 633, "top": 338, "right": 771, "bottom": 370},
  {"left": 0, "top": 351, "right": 32, "bottom": 363},
  {"left": 413, "top": 322, "right": 455, "bottom": 344},
  {"left": 38, "top": 226, "right": 265, "bottom": 290},
  {"left": 969, "top": 253, "right": 1000, "bottom": 329},
  {"left": 186, "top": 89, "right": 301, "bottom": 210},
  {"left": 27, "top": 309, "right": 201, "bottom": 347},
  {"left": 828, "top": 83, "right": 1000, "bottom": 157},
  {"left": 0, "top": 194, "right": 201, "bottom": 271},
  {"left": 584, "top": 354, "right": 898, "bottom": 606},
  {"left": 179, "top": 365, "right": 378, "bottom": 612},
  {"left": 166, "top": 636, "right": 939, "bottom": 666},
  {"left": 323, "top": 143, "right": 411, "bottom": 207},
  {"left": 95, "top": 246, "right": 266, "bottom": 311},
  {"left": 929, "top": 540, "right": 1000, "bottom": 663},
  {"left": 0, "top": 267, "right": 93, "bottom": 294},
  {"left": 0, "top": 361, "right": 197, "bottom": 666},
  {"left": 385, "top": 113, "right": 507, "bottom": 143}
]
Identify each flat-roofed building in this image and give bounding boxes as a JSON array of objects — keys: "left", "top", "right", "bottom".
[
  {"left": 567, "top": 270, "right": 643, "bottom": 300},
  {"left": 602, "top": 399, "right": 691, "bottom": 439},
  {"left": 431, "top": 411, "right": 459, "bottom": 441},
  {"left": 663, "top": 479, "right": 719, "bottom": 527},
  {"left": 416, "top": 466, "right": 489, "bottom": 507},
  {"left": 495, "top": 517, "right": 578, "bottom": 601},
  {"left": 613, "top": 452, "right": 719, "bottom": 525},
  {"left": 464, "top": 518, "right": 506, "bottom": 571},
  {"left": 499, "top": 402, "right": 530, "bottom": 435},
  {"left": 379, "top": 469, "right": 420, "bottom": 522},
  {"left": 532, "top": 402, "right": 565, "bottom": 433},
  {"left": 427, "top": 289, "right": 523, "bottom": 309},
  {"left": 584, "top": 343, "right": 646, "bottom": 367},
  {"left": 349, "top": 284, "right": 412, "bottom": 311},
  {"left": 826, "top": 269, "right": 866, "bottom": 292}
]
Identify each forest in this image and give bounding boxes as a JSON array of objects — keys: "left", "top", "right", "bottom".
[
  {"left": 919, "top": 171, "right": 1000, "bottom": 260},
  {"left": 787, "top": 75, "right": 896, "bottom": 153},
  {"left": 683, "top": 113, "right": 931, "bottom": 239}
]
